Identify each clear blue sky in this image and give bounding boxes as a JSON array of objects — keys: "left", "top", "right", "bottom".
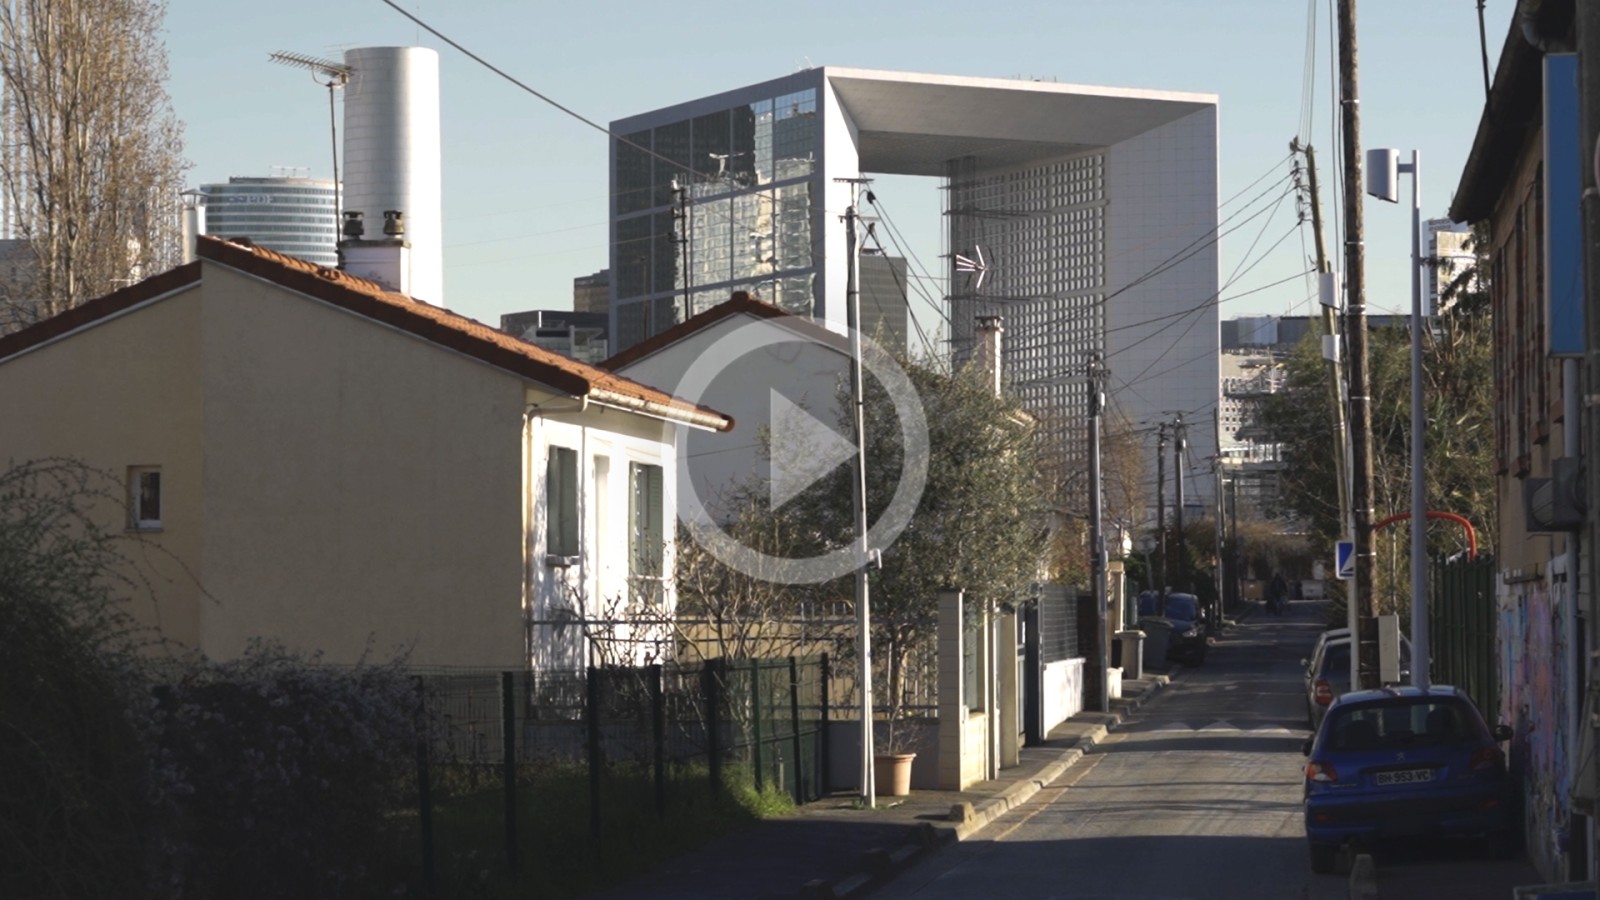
[{"left": 164, "top": 0, "right": 1515, "bottom": 336}]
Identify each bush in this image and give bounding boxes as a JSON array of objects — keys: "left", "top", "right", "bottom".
[
  {"left": 147, "top": 643, "right": 420, "bottom": 898},
  {"left": 0, "top": 460, "right": 160, "bottom": 899},
  {"left": 0, "top": 460, "right": 421, "bottom": 899}
]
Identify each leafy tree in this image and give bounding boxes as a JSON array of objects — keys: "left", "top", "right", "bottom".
[
  {"left": 775, "top": 356, "right": 1050, "bottom": 747},
  {"left": 0, "top": 0, "right": 187, "bottom": 333},
  {"left": 1257, "top": 232, "right": 1494, "bottom": 604}
]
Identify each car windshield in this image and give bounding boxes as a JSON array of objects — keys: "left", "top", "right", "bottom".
[
  {"left": 1326, "top": 699, "right": 1478, "bottom": 751},
  {"left": 1164, "top": 596, "right": 1198, "bottom": 620}
]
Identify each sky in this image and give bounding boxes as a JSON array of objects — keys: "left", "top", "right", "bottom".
[{"left": 163, "top": 0, "right": 1517, "bottom": 338}]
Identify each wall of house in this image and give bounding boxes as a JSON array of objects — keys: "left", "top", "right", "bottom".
[
  {"left": 197, "top": 265, "right": 527, "bottom": 667},
  {"left": 1486, "top": 125, "right": 1581, "bottom": 883},
  {"left": 0, "top": 284, "right": 207, "bottom": 649}
]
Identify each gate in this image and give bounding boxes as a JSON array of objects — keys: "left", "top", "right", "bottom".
[{"left": 1429, "top": 554, "right": 1497, "bottom": 715}]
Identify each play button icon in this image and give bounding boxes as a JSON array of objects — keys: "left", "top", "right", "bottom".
[
  {"left": 667, "top": 318, "right": 929, "bottom": 584},
  {"left": 768, "top": 390, "right": 857, "bottom": 510}
]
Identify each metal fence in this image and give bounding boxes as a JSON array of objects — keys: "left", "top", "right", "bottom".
[
  {"left": 1037, "top": 583, "right": 1080, "bottom": 664},
  {"left": 409, "top": 656, "right": 830, "bottom": 894},
  {"left": 1429, "top": 554, "right": 1498, "bottom": 716}
]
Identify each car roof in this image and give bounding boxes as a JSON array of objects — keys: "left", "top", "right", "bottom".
[{"left": 1328, "top": 684, "right": 1470, "bottom": 708}]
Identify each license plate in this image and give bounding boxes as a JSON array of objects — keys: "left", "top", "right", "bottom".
[{"left": 1374, "top": 768, "right": 1434, "bottom": 786}]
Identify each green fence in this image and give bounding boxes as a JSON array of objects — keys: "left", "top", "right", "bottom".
[{"left": 1429, "top": 554, "right": 1497, "bottom": 715}]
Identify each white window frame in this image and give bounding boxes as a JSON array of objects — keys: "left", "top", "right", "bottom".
[
  {"left": 628, "top": 461, "right": 665, "bottom": 607},
  {"left": 129, "top": 466, "right": 162, "bottom": 531}
]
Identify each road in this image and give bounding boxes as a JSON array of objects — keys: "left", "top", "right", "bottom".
[{"left": 872, "top": 600, "right": 1353, "bottom": 900}]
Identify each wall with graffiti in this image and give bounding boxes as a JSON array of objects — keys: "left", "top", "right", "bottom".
[{"left": 1498, "top": 574, "right": 1574, "bottom": 881}]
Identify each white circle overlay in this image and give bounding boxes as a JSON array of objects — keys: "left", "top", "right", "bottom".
[{"left": 669, "top": 319, "right": 930, "bottom": 585}]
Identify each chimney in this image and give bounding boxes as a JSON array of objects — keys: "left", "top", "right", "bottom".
[
  {"left": 973, "top": 315, "right": 1004, "bottom": 397},
  {"left": 180, "top": 190, "right": 206, "bottom": 265},
  {"left": 338, "top": 208, "right": 413, "bottom": 295}
]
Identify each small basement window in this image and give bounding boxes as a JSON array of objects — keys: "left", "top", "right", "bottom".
[{"left": 129, "top": 466, "right": 162, "bottom": 530}]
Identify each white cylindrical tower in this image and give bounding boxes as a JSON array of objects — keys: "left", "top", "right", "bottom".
[{"left": 342, "top": 47, "right": 443, "bottom": 303}]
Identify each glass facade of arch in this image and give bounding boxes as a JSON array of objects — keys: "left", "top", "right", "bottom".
[{"left": 612, "top": 88, "right": 818, "bottom": 349}]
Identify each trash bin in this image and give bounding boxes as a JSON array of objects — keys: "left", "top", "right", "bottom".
[
  {"left": 1116, "top": 630, "right": 1146, "bottom": 680},
  {"left": 1136, "top": 617, "right": 1173, "bottom": 665}
]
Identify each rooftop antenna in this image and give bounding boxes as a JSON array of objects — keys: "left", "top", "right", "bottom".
[{"left": 269, "top": 51, "right": 352, "bottom": 230}]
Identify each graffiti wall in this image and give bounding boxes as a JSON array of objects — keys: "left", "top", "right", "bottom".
[{"left": 1498, "top": 574, "right": 1574, "bottom": 881}]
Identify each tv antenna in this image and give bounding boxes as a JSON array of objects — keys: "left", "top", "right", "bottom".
[{"left": 269, "top": 51, "right": 352, "bottom": 228}]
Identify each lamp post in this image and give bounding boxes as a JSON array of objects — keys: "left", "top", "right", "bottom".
[{"left": 1365, "top": 147, "right": 1429, "bottom": 689}]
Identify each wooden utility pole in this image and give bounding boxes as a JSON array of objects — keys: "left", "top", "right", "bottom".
[
  {"left": 1337, "top": 0, "right": 1380, "bottom": 689},
  {"left": 1296, "top": 142, "right": 1352, "bottom": 534},
  {"left": 1088, "top": 355, "right": 1109, "bottom": 713},
  {"left": 1156, "top": 422, "right": 1168, "bottom": 607},
  {"left": 1173, "top": 414, "right": 1188, "bottom": 595}
]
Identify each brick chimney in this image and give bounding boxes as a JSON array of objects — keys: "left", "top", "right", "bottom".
[{"left": 973, "top": 315, "right": 1003, "bottom": 397}]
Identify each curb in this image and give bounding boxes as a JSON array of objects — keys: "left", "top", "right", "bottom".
[{"left": 806, "top": 674, "right": 1172, "bottom": 899}]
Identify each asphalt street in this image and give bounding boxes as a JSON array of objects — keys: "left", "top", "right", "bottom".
[{"left": 868, "top": 598, "right": 1519, "bottom": 900}]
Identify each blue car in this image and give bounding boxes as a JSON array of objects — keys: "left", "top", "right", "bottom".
[{"left": 1302, "top": 685, "right": 1515, "bottom": 873}]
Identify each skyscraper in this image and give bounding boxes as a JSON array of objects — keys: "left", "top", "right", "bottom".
[
  {"left": 199, "top": 175, "right": 338, "bottom": 267},
  {"left": 610, "top": 68, "right": 1220, "bottom": 507}
]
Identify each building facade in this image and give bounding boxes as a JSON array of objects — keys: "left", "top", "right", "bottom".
[
  {"left": 574, "top": 269, "right": 610, "bottom": 314},
  {"left": 1450, "top": 5, "right": 1583, "bottom": 881},
  {"left": 198, "top": 176, "right": 338, "bottom": 267},
  {"left": 611, "top": 68, "right": 1221, "bottom": 507}
]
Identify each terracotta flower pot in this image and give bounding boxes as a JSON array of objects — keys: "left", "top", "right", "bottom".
[{"left": 874, "top": 752, "right": 916, "bottom": 797}]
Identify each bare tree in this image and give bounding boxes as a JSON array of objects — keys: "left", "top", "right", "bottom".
[{"left": 0, "top": 0, "right": 186, "bottom": 333}]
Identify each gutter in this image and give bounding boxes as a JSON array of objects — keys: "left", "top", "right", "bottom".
[{"left": 587, "top": 387, "right": 734, "bottom": 433}]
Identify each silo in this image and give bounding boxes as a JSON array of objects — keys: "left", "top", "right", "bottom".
[{"left": 342, "top": 47, "right": 443, "bottom": 303}]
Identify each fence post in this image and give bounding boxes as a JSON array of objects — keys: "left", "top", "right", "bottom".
[
  {"left": 789, "top": 657, "right": 804, "bottom": 804},
  {"left": 752, "top": 659, "right": 765, "bottom": 793},
  {"left": 820, "top": 653, "right": 832, "bottom": 794},
  {"left": 587, "top": 666, "right": 602, "bottom": 840},
  {"left": 651, "top": 663, "right": 666, "bottom": 817},
  {"left": 704, "top": 659, "right": 722, "bottom": 795},
  {"left": 501, "top": 671, "right": 518, "bottom": 873},
  {"left": 414, "top": 676, "right": 435, "bottom": 896}
]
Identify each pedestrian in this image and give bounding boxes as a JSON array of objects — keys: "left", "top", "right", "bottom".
[{"left": 1268, "top": 571, "right": 1288, "bottom": 615}]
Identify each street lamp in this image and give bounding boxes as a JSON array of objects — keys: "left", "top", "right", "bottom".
[{"left": 1365, "top": 147, "right": 1429, "bottom": 690}]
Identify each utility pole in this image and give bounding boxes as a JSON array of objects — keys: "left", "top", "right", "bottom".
[
  {"left": 839, "top": 180, "right": 876, "bottom": 806},
  {"left": 1156, "top": 422, "right": 1168, "bottom": 609},
  {"left": 1088, "top": 354, "right": 1109, "bottom": 713},
  {"left": 1338, "top": 0, "right": 1381, "bottom": 689},
  {"left": 1297, "top": 142, "right": 1353, "bottom": 539},
  {"left": 1173, "top": 414, "right": 1188, "bottom": 596},
  {"left": 1576, "top": 0, "right": 1600, "bottom": 875}
]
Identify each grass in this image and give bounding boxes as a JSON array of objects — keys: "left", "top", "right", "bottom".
[{"left": 423, "top": 761, "right": 797, "bottom": 899}]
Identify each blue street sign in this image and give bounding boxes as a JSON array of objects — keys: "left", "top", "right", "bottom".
[{"left": 1336, "top": 540, "right": 1355, "bottom": 581}]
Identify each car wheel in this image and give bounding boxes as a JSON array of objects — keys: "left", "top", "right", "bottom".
[{"left": 1309, "top": 842, "right": 1338, "bottom": 874}]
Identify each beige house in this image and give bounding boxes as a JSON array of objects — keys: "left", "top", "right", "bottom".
[{"left": 0, "top": 236, "right": 729, "bottom": 668}]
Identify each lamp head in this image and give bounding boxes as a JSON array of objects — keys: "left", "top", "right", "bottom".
[{"left": 1365, "top": 148, "right": 1400, "bottom": 203}]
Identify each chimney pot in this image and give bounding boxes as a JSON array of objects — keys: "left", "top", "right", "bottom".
[
  {"left": 383, "top": 210, "right": 405, "bottom": 236},
  {"left": 343, "top": 211, "right": 365, "bottom": 238}
]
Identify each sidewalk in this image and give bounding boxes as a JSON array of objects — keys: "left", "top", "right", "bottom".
[{"left": 591, "top": 671, "right": 1174, "bottom": 900}]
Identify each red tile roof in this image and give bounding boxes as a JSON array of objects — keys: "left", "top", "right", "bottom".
[
  {"left": 0, "top": 237, "right": 732, "bottom": 432},
  {"left": 600, "top": 291, "right": 849, "bottom": 372}
]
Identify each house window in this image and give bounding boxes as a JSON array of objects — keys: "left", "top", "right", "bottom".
[
  {"left": 629, "top": 462, "right": 664, "bottom": 605},
  {"left": 129, "top": 467, "right": 162, "bottom": 530},
  {"left": 546, "top": 446, "right": 579, "bottom": 559}
]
